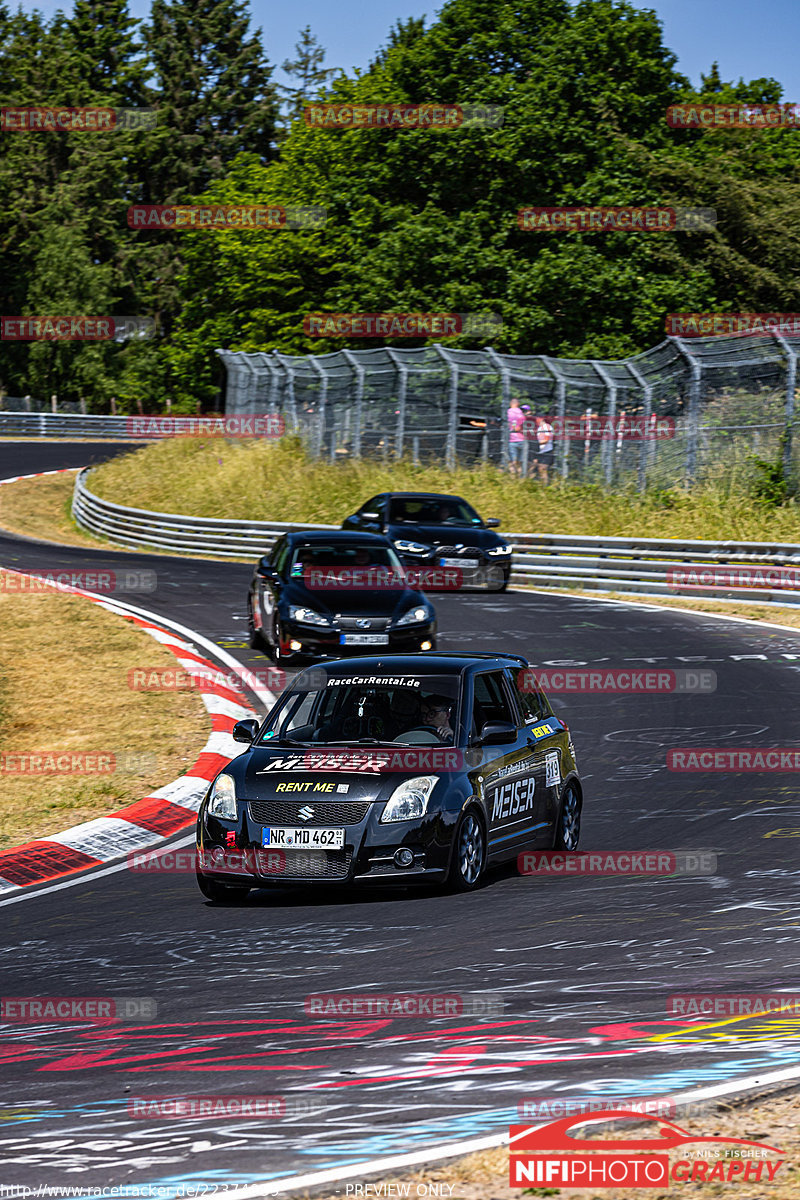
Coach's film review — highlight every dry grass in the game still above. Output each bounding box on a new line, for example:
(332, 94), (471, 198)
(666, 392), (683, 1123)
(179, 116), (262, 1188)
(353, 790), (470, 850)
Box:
(87, 437), (800, 542)
(299, 1087), (800, 1200)
(0, 470), (106, 549)
(0, 581), (209, 849)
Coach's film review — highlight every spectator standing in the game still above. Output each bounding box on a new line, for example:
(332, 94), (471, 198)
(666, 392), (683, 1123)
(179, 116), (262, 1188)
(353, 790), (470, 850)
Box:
(534, 413), (555, 483)
(507, 397), (525, 475)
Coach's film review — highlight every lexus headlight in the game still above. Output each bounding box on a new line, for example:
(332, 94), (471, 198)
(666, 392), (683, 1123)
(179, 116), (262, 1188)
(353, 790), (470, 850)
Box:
(487, 543), (512, 556)
(288, 605), (331, 627)
(395, 539), (431, 554)
(396, 605), (431, 626)
(208, 772), (237, 820)
(381, 775), (438, 822)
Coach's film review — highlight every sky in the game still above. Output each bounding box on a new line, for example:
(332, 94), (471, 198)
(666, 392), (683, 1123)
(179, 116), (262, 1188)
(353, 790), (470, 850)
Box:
(18, 0), (800, 100)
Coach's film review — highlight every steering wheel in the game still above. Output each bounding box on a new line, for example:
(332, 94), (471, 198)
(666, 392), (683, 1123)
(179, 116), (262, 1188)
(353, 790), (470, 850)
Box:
(394, 724), (447, 744)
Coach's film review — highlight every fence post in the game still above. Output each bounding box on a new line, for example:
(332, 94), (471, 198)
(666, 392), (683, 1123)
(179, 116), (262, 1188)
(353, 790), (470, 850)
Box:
(307, 356), (328, 458)
(626, 361), (652, 492)
(592, 363), (617, 487)
(668, 337), (701, 486)
(773, 333), (797, 487)
(434, 344), (458, 470)
(540, 357), (567, 478)
(341, 349), (365, 459)
(387, 349), (407, 459)
(485, 347), (511, 470)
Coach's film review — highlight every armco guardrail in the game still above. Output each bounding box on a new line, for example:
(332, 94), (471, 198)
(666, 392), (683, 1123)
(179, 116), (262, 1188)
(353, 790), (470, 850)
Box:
(72, 469), (800, 605)
(0, 411), (149, 438)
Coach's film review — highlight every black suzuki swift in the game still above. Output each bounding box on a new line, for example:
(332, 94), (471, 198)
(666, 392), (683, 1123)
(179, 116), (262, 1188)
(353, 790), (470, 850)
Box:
(196, 653), (583, 901)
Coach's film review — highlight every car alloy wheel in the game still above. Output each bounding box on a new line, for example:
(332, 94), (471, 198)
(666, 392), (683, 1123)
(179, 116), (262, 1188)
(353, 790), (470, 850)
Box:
(554, 783), (581, 850)
(449, 809), (486, 891)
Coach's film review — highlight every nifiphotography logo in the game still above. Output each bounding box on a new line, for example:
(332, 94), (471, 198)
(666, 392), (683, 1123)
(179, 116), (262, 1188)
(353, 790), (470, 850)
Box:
(509, 1110), (785, 1188)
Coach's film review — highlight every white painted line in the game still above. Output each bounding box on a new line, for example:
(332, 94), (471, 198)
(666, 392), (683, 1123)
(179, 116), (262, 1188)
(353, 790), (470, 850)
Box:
(48, 816), (162, 856)
(215, 1063), (800, 1198)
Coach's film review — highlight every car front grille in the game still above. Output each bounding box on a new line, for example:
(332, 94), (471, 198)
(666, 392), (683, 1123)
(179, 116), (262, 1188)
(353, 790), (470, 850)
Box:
(435, 546), (483, 560)
(254, 847), (352, 880)
(249, 800), (372, 826)
(336, 615), (391, 631)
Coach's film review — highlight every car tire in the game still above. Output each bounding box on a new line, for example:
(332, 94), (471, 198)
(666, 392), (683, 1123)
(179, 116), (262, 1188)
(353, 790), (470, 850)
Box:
(196, 870), (251, 904)
(271, 615), (286, 662)
(488, 568), (510, 593)
(247, 596), (266, 651)
(447, 808), (486, 892)
(553, 782), (581, 850)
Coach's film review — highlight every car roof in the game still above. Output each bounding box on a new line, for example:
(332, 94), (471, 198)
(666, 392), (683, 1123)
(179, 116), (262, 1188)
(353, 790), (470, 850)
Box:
(285, 530), (393, 546)
(384, 492), (469, 503)
(317, 652), (529, 676)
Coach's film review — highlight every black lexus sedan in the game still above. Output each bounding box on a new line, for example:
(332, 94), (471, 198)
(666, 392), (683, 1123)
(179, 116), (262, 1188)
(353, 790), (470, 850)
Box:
(195, 653), (582, 901)
(246, 531), (437, 662)
(341, 492), (513, 591)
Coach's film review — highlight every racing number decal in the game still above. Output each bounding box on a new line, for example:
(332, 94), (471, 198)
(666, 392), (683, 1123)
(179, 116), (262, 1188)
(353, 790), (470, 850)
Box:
(545, 752), (560, 787)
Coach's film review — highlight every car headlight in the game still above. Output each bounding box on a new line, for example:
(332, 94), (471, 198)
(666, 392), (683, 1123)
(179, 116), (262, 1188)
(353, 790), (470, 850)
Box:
(208, 773), (237, 820)
(487, 544), (512, 556)
(395, 539), (432, 554)
(380, 775), (438, 822)
(396, 605), (431, 627)
(288, 605), (331, 627)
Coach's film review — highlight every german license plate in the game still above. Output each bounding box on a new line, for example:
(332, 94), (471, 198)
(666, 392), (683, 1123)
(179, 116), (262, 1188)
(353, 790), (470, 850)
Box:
(440, 557), (478, 567)
(340, 633), (389, 645)
(262, 826), (344, 849)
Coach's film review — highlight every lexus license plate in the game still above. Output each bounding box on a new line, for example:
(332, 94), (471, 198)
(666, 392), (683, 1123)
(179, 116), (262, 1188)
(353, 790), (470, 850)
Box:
(340, 633), (390, 645)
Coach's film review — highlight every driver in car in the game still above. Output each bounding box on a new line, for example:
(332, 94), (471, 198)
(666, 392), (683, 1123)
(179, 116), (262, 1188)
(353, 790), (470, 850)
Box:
(421, 694), (455, 741)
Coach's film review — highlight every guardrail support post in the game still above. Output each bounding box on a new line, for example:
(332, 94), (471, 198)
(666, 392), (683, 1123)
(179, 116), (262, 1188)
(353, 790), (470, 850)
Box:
(386, 349), (407, 459)
(626, 361), (652, 492)
(434, 344), (458, 470)
(341, 349), (365, 459)
(669, 336), (701, 486)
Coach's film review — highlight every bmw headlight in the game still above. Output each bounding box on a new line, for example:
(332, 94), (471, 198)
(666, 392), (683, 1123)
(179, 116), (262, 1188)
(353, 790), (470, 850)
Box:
(396, 604), (432, 627)
(380, 775), (438, 822)
(487, 543), (512, 557)
(288, 605), (331, 627)
(395, 539), (431, 555)
(208, 773), (237, 820)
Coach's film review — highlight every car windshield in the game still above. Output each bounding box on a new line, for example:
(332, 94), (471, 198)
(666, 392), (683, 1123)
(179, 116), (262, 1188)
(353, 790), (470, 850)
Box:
(260, 673), (462, 746)
(289, 542), (404, 587)
(389, 497), (482, 527)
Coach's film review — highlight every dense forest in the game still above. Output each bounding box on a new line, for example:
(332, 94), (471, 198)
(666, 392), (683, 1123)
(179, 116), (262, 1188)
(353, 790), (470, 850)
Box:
(1, 0), (798, 411)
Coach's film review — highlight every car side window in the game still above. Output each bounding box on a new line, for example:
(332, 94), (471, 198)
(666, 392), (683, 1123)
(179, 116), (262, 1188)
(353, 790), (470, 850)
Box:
(272, 540), (289, 578)
(361, 495), (384, 518)
(471, 671), (516, 736)
(510, 668), (549, 723)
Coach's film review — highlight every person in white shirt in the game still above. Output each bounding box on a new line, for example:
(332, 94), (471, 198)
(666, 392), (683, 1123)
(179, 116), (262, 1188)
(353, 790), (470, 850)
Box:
(534, 414), (554, 483)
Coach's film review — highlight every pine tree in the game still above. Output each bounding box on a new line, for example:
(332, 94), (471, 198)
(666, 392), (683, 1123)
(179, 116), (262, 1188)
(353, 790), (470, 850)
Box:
(279, 26), (337, 129)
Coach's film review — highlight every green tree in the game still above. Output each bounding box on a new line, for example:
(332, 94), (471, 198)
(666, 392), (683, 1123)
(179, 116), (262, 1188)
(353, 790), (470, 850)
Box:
(279, 26), (338, 130)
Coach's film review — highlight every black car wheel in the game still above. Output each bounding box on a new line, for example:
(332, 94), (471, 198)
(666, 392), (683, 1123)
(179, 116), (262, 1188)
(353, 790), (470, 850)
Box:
(553, 782), (581, 850)
(447, 808), (486, 891)
(196, 871), (251, 904)
(271, 615), (288, 662)
(247, 596), (265, 651)
(488, 567), (510, 593)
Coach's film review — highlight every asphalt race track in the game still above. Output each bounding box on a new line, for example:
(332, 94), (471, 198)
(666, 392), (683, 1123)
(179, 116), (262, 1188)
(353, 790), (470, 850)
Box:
(1, 441), (799, 1193)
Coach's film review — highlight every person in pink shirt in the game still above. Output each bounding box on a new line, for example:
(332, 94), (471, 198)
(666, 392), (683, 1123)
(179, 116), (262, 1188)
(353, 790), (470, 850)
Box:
(507, 398), (525, 475)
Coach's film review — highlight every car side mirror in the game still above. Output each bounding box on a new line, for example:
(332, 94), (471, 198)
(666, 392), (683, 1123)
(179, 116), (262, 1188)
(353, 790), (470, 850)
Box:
(476, 720), (517, 745)
(485, 517), (501, 528)
(362, 511), (380, 521)
(232, 718), (260, 744)
(257, 555), (277, 578)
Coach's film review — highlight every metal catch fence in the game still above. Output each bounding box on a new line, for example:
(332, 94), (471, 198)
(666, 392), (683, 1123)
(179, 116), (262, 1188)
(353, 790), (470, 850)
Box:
(217, 333), (800, 490)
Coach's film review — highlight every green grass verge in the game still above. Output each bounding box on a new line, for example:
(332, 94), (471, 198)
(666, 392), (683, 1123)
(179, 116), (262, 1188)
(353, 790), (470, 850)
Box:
(87, 436), (800, 542)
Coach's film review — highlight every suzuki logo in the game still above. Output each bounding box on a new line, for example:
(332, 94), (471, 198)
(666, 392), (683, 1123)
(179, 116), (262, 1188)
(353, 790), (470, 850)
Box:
(298, 805), (314, 820)
(355, 618), (371, 629)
